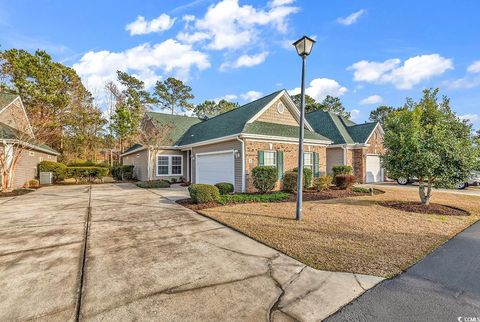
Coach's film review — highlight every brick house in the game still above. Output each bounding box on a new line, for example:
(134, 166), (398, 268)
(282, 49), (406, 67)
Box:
(122, 90), (332, 192)
(0, 93), (59, 189)
(306, 110), (384, 183)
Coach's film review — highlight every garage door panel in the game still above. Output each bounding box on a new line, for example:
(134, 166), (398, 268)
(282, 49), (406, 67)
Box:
(196, 152), (234, 185)
(366, 155), (382, 183)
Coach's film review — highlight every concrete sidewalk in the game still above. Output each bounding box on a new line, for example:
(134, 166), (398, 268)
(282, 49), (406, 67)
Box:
(327, 221), (480, 322)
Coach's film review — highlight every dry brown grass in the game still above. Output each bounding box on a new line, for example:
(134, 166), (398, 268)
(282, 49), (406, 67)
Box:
(199, 186), (480, 277)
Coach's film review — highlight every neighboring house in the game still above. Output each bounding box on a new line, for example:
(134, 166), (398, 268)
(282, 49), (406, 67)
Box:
(122, 90), (332, 192)
(0, 93), (59, 189)
(306, 110), (384, 183)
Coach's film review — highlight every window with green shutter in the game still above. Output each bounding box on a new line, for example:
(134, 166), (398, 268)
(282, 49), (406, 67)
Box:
(258, 150), (264, 166)
(313, 152), (320, 177)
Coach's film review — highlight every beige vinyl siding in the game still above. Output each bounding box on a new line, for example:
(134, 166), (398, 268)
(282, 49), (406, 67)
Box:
(191, 140), (243, 192)
(256, 97), (298, 126)
(8, 147), (57, 189)
(326, 147), (345, 174)
(122, 149), (150, 181)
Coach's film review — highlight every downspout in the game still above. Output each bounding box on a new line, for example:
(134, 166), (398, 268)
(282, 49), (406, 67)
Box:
(236, 136), (246, 192)
(342, 144), (347, 164)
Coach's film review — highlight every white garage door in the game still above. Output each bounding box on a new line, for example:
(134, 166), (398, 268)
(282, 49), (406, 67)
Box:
(196, 151), (235, 185)
(365, 155), (382, 183)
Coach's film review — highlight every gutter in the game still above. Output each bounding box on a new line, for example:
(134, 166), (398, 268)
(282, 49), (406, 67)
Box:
(1, 139), (60, 156)
(236, 136), (246, 192)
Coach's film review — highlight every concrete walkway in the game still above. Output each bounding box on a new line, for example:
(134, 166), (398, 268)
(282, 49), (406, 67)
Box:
(327, 221), (480, 322)
(0, 184), (383, 321)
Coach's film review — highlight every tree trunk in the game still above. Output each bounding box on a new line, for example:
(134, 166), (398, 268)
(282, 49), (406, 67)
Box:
(418, 178), (433, 206)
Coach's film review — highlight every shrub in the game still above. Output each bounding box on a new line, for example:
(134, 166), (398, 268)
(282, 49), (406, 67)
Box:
(219, 192), (290, 204)
(188, 184), (220, 204)
(283, 171), (298, 192)
(112, 165), (135, 181)
(335, 174), (356, 189)
(136, 180), (171, 189)
(313, 175), (332, 192)
(66, 167), (109, 183)
(26, 179), (40, 188)
(171, 178), (177, 183)
(332, 165), (353, 177)
(38, 161), (67, 183)
(215, 182), (234, 195)
(251, 166), (277, 193)
(292, 167), (313, 187)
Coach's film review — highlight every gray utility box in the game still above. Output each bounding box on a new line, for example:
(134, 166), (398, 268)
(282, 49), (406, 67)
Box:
(39, 172), (53, 185)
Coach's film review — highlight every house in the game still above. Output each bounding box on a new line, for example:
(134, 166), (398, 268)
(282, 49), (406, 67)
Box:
(122, 90), (333, 192)
(0, 93), (59, 189)
(306, 110), (384, 183)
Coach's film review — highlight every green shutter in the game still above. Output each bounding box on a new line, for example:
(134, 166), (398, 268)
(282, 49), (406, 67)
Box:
(313, 152), (320, 177)
(258, 150), (264, 166)
(277, 151), (284, 180)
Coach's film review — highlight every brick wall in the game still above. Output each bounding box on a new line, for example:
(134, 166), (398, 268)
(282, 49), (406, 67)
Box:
(366, 127), (385, 154)
(244, 140), (327, 192)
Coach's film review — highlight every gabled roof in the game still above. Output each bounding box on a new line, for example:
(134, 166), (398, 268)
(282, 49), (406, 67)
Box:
(0, 93), (18, 111)
(177, 90), (284, 146)
(306, 109), (380, 144)
(122, 143), (145, 155)
(0, 123), (60, 155)
(146, 112), (203, 146)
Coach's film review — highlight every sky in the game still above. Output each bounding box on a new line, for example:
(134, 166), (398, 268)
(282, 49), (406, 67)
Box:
(0, 0), (479, 129)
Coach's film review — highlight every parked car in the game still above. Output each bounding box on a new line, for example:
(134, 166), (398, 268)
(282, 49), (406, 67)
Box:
(395, 171), (480, 189)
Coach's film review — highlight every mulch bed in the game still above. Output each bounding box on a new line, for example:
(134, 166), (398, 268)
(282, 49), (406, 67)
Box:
(379, 201), (470, 216)
(0, 189), (34, 198)
(288, 187), (383, 202)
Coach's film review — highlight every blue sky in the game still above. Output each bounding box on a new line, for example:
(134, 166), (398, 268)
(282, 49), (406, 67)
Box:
(1, 0), (479, 129)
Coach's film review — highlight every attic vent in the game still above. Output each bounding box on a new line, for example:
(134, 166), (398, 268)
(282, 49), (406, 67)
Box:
(277, 102), (285, 114)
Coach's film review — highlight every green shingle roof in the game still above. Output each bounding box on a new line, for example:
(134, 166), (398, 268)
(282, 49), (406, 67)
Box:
(0, 123), (59, 155)
(306, 109), (378, 144)
(146, 112), (203, 146)
(122, 143), (145, 154)
(244, 121), (330, 141)
(0, 93), (18, 110)
(177, 90), (283, 146)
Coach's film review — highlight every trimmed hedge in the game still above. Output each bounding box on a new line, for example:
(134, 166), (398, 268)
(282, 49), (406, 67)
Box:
(136, 180), (171, 189)
(313, 175), (332, 192)
(292, 167), (313, 188)
(251, 166), (277, 193)
(335, 174), (356, 189)
(67, 167), (109, 183)
(38, 161), (67, 183)
(67, 160), (109, 167)
(215, 182), (234, 195)
(112, 165), (134, 181)
(188, 184), (220, 204)
(219, 192), (290, 204)
(282, 171), (298, 192)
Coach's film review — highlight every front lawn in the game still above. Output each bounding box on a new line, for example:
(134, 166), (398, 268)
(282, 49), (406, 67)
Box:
(198, 186), (480, 277)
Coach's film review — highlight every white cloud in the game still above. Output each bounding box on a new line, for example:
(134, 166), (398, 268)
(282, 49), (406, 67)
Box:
(73, 39), (210, 95)
(177, 31), (210, 43)
(467, 60), (480, 74)
(182, 0), (299, 50)
(459, 114), (479, 123)
(241, 90), (263, 102)
(348, 54), (453, 89)
(337, 9), (366, 26)
(360, 95), (383, 105)
(220, 52), (269, 70)
(269, 0), (295, 6)
(213, 94), (238, 102)
(350, 109), (360, 120)
(126, 14), (176, 35)
(289, 78), (348, 101)
(445, 76), (480, 89)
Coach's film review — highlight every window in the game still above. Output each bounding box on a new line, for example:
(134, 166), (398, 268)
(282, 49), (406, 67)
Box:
(47, 155), (51, 159)
(264, 151), (276, 166)
(304, 152), (313, 171)
(157, 156), (169, 175)
(171, 156), (182, 174)
(277, 102), (285, 114)
(156, 155), (183, 176)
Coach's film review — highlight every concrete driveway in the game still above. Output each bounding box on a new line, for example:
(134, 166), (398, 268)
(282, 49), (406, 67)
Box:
(0, 184), (383, 321)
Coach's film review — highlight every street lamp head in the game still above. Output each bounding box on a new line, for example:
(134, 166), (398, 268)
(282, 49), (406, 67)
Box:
(293, 35), (316, 57)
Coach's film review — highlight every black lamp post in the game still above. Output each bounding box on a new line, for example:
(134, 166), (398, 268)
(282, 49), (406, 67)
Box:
(292, 35), (315, 221)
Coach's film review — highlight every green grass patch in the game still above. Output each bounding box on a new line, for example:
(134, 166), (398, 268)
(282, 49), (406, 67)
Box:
(136, 180), (171, 189)
(219, 192), (290, 205)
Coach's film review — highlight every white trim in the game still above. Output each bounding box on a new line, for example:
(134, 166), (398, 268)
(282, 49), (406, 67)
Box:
(155, 154), (183, 177)
(263, 150), (277, 166)
(328, 143), (368, 148)
(195, 149), (235, 186)
(364, 122), (385, 144)
(246, 90), (315, 132)
(179, 134), (241, 149)
(244, 138), (329, 147)
(241, 133), (331, 145)
(120, 146), (148, 157)
(147, 148), (151, 180)
(1, 139), (59, 156)
(303, 151), (313, 171)
(236, 136), (246, 192)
